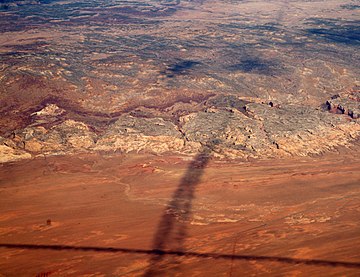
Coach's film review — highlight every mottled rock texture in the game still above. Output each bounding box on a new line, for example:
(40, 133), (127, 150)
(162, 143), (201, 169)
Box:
(2, 94), (359, 162)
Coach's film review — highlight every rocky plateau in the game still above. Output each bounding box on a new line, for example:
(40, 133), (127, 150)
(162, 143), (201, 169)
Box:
(1, 91), (359, 163)
(1, 0), (360, 275)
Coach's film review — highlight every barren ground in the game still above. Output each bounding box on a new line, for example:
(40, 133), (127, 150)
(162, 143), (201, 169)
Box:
(1, 0), (360, 275)
(1, 145), (360, 276)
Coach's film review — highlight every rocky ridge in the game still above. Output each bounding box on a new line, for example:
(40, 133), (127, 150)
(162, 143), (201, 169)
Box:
(1, 93), (359, 163)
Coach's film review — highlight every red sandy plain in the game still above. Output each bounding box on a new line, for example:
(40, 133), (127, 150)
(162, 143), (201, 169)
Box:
(1, 147), (360, 276)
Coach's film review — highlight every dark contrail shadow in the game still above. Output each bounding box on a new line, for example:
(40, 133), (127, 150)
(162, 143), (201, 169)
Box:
(1, 243), (360, 269)
(2, 123), (359, 273)
(143, 143), (214, 276)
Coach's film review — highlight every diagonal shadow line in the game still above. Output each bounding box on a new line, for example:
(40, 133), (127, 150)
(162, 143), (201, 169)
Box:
(143, 143), (214, 276)
(1, 243), (360, 269)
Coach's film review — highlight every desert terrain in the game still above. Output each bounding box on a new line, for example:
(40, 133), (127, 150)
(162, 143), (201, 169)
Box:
(1, 148), (360, 276)
(0, 0), (360, 275)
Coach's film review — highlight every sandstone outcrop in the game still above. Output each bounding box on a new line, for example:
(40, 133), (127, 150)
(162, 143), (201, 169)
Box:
(95, 115), (187, 154)
(16, 120), (95, 154)
(2, 93), (359, 162)
(0, 136), (31, 163)
(326, 90), (360, 119)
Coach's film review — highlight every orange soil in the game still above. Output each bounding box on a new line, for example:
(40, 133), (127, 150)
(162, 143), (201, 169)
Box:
(0, 151), (360, 276)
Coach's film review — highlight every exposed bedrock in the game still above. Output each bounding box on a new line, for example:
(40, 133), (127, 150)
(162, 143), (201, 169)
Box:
(1, 94), (359, 163)
(326, 90), (360, 119)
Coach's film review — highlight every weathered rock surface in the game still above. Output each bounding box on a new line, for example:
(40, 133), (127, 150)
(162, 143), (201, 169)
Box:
(16, 120), (95, 154)
(0, 136), (31, 163)
(95, 115), (187, 154)
(1, 0), (360, 163)
(31, 104), (65, 118)
(327, 90), (360, 119)
(2, 94), (359, 162)
(245, 102), (360, 156)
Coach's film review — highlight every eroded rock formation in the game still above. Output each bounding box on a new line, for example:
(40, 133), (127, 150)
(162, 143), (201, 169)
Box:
(1, 94), (359, 163)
